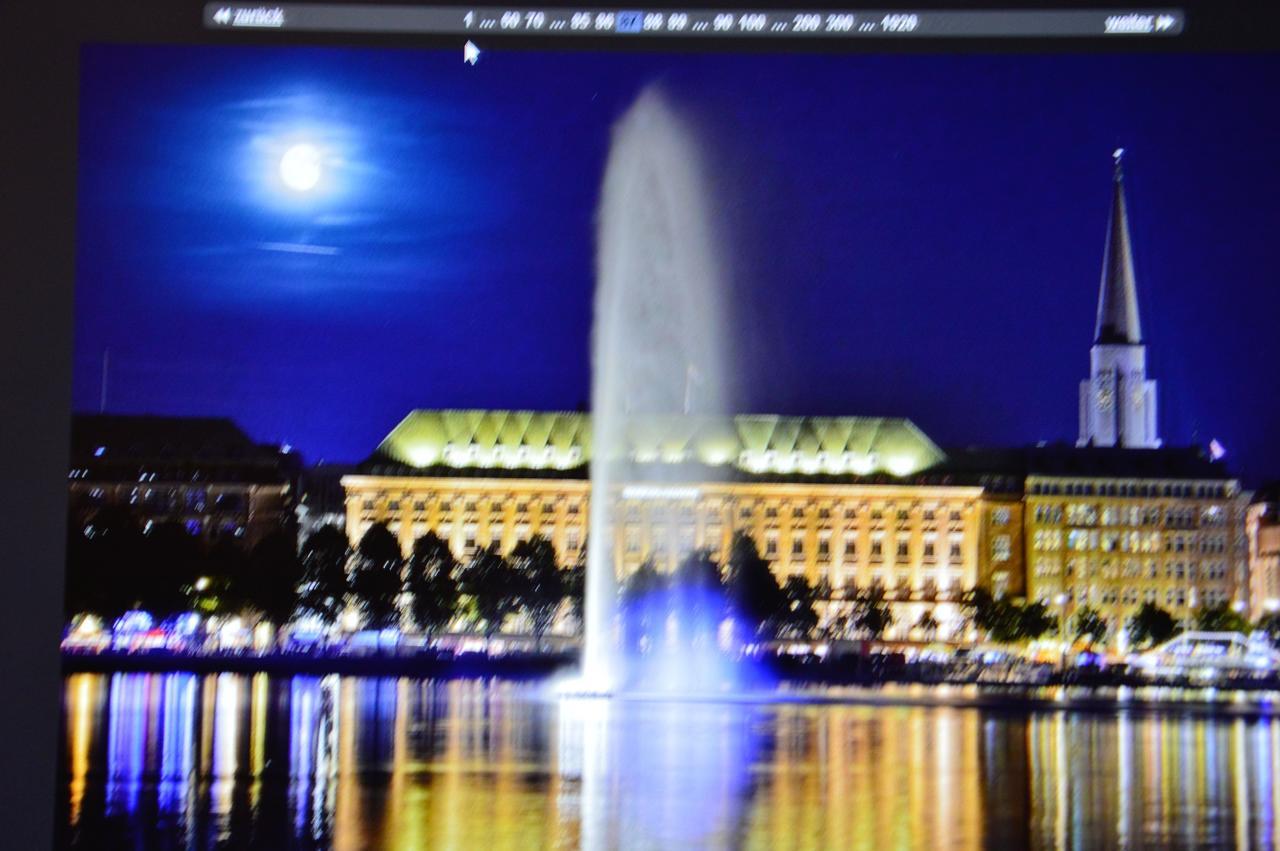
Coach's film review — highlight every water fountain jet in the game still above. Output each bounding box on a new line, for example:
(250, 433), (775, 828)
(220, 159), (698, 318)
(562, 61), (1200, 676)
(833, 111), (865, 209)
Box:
(575, 86), (741, 697)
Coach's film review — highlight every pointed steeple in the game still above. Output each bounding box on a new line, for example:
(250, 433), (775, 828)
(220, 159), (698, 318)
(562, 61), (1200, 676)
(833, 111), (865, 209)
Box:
(1093, 148), (1143, 345)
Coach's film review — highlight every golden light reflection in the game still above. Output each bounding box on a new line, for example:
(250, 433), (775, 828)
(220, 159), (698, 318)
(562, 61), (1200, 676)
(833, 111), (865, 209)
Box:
(210, 672), (241, 835)
(66, 674), (95, 827)
(59, 675), (1280, 850)
(249, 672), (268, 812)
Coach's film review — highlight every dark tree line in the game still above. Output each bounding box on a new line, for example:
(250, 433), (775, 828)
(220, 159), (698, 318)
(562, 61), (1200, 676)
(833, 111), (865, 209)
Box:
(68, 510), (1271, 650)
(66, 506), (301, 624)
(67, 514), (586, 638)
(618, 532), (849, 649)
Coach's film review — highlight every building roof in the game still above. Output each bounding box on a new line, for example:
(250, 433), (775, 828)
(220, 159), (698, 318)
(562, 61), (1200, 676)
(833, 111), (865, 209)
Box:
(361, 409), (947, 479)
(943, 443), (1234, 483)
(70, 413), (295, 484)
(1094, 151), (1144, 345)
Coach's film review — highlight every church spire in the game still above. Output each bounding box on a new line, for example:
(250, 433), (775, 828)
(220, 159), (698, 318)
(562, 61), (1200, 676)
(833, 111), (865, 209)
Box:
(1078, 148), (1160, 450)
(1093, 148), (1143, 345)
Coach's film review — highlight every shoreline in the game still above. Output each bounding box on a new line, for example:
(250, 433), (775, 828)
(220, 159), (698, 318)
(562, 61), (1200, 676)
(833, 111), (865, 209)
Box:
(61, 651), (1280, 715)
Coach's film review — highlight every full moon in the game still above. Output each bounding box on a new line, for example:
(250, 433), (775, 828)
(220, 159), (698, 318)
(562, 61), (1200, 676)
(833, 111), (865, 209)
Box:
(279, 143), (321, 192)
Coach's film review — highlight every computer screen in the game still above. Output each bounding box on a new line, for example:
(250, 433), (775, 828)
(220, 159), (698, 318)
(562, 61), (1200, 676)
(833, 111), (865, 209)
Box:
(10, 1), (1280, 848)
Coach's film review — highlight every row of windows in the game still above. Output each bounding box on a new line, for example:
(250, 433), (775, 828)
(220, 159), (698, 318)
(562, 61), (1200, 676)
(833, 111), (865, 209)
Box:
(79, 484), (248, 514)
(1028, 481), (1231, 499)
(758, 533), (969, 562)
(375, 497), (584, 515)
(1032, 557), (1233, 582)
(357, 492), (977, 525)
(1043, 529), (1231, 555)
(1034, 503), (1228, 529)
(1034, 587), (1232, 609)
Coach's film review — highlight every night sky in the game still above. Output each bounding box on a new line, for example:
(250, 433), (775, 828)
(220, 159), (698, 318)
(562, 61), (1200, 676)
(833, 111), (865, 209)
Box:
(75, 45), (1280, 480)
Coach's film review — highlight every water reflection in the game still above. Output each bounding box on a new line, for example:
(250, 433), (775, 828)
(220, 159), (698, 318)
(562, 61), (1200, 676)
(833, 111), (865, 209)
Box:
(59, 673), (1280, 849)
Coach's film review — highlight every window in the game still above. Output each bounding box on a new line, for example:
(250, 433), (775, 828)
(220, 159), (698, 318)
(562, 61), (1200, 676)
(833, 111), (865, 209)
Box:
(950, 537), (963, 560)
(1067, 530), (1094, 551)
(992, 535), (1011, 562)
(992, 507), (1011, 526)
(791, 537), (804, 557)
(896, 537), (909, 559)
(871, 537), (884, 560)
(817, 537), (830, 559)
(765, 535), (778, 558)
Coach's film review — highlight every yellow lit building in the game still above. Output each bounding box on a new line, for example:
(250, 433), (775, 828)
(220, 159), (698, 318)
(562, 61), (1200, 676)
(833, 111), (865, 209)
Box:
(1021, 448), (1248, 633)
(343, 411), (1248, 642)
(1247, 488), (1280, 620)
(342, 410), (1023, 641)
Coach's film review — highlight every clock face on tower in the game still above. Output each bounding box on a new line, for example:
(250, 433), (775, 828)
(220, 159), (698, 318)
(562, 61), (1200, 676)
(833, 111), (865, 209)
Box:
(1094, 374), (1115, 411)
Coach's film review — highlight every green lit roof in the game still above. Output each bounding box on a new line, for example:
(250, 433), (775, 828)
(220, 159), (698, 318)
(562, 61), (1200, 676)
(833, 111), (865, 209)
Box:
(373, 410), (945, 478)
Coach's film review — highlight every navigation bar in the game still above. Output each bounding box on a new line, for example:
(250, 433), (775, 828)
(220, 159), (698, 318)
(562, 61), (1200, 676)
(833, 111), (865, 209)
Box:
(203, 5), (1186, 39)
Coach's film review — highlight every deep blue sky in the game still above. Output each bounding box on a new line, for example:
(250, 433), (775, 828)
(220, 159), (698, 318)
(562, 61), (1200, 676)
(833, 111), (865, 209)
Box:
(75, 45), (1280, 479)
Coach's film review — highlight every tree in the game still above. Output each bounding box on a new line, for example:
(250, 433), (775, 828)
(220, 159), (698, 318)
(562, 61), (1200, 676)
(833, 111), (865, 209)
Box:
(235, 529), (302, 624)
(1194, 602), (1250, 634)
(671, 549), (726, 644)
(1257, 612), (1280, 646)
(914, 609), (940, 640)
(620, 559), (667, 651)
(849, 586), (894, 640)
(1073, 606), (1109, 645)
(962, 587), (1001, 637)
(349, 523), (404, 630)
(777, 576), (819, 640)
(1128, 602), (1179, 649)
(564, 547), (586, 627)
(511, 535), (565, 641)
(405, 532), (459, 637)
(65, 505), (144, 618)
(961, 588), (1053, 644)
(135, 520), (206, 618)
(457, 545), (521, 638)
(723, 532), (786, 640)
(1017, 601), (1056, 642)
(295, 526), (350, 623)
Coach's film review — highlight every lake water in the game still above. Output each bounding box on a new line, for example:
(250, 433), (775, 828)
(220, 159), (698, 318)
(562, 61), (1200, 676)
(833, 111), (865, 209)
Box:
(57, 671), (1280, 849)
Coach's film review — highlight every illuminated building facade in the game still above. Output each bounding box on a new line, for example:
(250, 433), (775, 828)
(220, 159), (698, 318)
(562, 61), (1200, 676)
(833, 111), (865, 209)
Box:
(68, 414), (297, 548)
(1022, 448), (1247, 630)
(345, 411), (1250, 643)
(1247, 487), (1280, 619)
(342, 410), (1025, 640)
